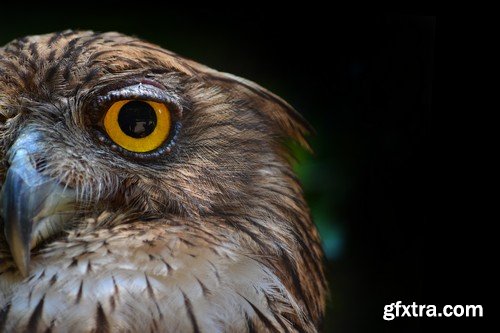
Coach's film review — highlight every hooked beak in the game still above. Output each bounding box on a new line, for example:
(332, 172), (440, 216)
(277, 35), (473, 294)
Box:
(0, 130), (76, 277)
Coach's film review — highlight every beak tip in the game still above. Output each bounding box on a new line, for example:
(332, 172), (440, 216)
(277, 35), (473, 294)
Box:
(14, 256), (29, 278)
(7, 231), (31, 278)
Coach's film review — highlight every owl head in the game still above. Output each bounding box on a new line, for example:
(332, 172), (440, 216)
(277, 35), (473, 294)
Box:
(0, 31), (325, 331)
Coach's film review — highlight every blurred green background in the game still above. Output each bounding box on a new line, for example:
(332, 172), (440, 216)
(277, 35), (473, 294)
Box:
(1, 9), (435, 332)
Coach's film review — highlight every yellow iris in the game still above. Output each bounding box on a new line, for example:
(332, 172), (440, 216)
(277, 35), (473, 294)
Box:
(103, 100), (171, 153)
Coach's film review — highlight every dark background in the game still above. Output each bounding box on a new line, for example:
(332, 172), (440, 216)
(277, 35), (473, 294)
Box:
(0, 10), (489, 333)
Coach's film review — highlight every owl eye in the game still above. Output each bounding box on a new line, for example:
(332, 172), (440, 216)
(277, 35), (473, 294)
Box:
(103, 100), (171, 153)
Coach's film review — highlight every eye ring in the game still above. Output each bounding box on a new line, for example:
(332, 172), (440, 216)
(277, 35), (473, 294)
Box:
(103, 100), (171, 153)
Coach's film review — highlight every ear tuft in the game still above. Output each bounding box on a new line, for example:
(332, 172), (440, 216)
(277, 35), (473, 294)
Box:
(181, 57), (313, 151)
(208, 72), (314, 152)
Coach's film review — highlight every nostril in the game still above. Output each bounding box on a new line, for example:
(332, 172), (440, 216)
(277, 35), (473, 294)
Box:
(32, 156), (48, 172)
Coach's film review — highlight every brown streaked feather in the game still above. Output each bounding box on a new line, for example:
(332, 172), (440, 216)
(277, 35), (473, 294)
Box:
(25, 296), (45, 333)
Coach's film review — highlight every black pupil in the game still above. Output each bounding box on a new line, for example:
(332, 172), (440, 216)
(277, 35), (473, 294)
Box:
(118, 101), (157, 138)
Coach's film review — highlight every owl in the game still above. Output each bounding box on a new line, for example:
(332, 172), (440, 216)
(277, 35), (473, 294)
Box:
(0, 31), (326, 332)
